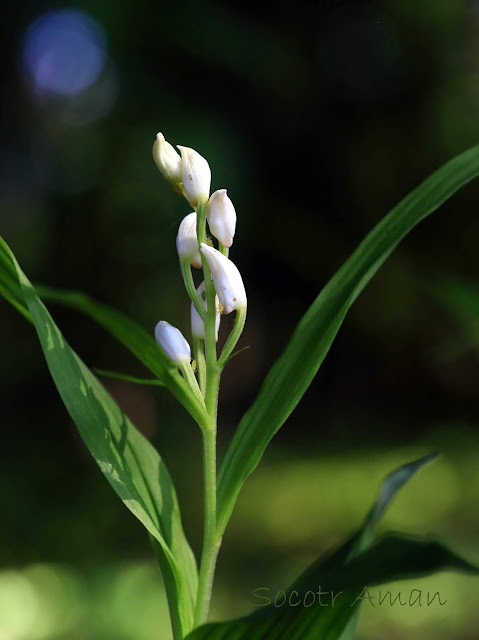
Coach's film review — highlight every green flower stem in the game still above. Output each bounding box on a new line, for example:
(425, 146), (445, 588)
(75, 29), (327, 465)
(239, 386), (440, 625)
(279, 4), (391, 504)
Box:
(179, 359), (205, 409)
(196, 201), (217, 387)
(193, 337), (207, 396)
(180, 259), (206, 319)
(218, 307), (247, 369)
(194, 422), (221, 627)
(194, 199), (222, 627)
(218, 242), (229, 257)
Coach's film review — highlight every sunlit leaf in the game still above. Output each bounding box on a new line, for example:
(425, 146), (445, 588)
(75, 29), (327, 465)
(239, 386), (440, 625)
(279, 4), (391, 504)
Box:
(33, 285), (209, 428)
(0, 238), (198, 639)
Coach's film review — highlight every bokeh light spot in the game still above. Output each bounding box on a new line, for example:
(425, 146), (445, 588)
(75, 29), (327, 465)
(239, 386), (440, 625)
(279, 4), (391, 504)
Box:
(22, 9), (106, 96)
(0, 571), (39, 635)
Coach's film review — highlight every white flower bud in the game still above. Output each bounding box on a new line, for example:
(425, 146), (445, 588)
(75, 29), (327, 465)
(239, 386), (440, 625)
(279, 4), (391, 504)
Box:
(177, 145), (211, 207)
(191, 281), (221, 341)
(155, 321), (191, 363)
(153, 132), (182, 184)
(176, 212), (202, 269)
(207, 189), (236, 248)
(200, 244), (247, 314)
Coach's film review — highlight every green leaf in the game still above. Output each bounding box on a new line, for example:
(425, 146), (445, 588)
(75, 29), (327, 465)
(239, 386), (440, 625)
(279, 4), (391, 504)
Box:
(33, 285), (209, 428)
(217, 143), (479, 539)
(0, 239), (197, 639)
(287, 453), (438, 640)
(290, 453), (439, 589)
(187, 536), (473, 640)
(222, 345), (250, 366)
(356, 451), (439, 551)
(323, 534), (477, 589)
(93, 368), (166, 386)
(1, 270), (208, 428)
(186, 455), (477, 640)
(0, 253), (32, 322)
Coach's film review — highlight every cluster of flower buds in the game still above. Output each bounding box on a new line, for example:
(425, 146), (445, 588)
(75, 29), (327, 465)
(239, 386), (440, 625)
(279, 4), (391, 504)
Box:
(152, 132), (247, 373)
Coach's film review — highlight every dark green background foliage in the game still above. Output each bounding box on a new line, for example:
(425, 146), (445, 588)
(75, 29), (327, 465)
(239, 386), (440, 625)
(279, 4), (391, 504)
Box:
(1, 0), (478, 638)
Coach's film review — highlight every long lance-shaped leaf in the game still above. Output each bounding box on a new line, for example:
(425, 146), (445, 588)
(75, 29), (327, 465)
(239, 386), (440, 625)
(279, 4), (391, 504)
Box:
(0, 238), (198, 639)
(29, 285), (209, 429)
(217, 143), (479, 538)
(186, 455), (477, 639)
(0, 263), (208, 429)
(286, 453), (438, 640)
(187, 537), (476, 640)
(93, 368), (167, 386)
(0, 250), (32, 322)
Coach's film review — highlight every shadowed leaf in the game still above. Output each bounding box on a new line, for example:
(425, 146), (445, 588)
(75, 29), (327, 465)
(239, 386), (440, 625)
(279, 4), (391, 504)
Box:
(186, 455), (476, 639)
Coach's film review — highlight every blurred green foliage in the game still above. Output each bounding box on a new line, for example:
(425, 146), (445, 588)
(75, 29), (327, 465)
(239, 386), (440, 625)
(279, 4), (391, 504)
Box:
(1, 0), (479, 637)
(1, 439), (479, 639)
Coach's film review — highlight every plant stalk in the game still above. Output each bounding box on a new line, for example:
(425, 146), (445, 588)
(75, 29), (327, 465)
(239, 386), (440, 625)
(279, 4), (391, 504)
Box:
(180, 259), (206, 318)
(194, 421), (222, 627)
(194, 199), (222, 627)
(179, 359), (206, 408)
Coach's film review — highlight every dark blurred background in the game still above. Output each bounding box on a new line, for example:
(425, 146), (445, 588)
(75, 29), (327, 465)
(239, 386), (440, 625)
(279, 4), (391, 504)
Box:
(1, 0), (479, 638)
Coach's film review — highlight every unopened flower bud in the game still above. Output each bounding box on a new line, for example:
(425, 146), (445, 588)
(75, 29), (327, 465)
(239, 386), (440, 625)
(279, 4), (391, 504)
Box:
(155, 321), (191, 363)
(177, 145), (211, 207)
(176, 212), (202, 268)
(207, 189), (236, 248)
(191, 281), (221, 341)
(200, 244), (246, 314)
(153, 132), (182, 185)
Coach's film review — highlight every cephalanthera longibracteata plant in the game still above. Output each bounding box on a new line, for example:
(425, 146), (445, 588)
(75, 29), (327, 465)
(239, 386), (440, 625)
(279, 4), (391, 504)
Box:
(1, 132), (479, 639)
